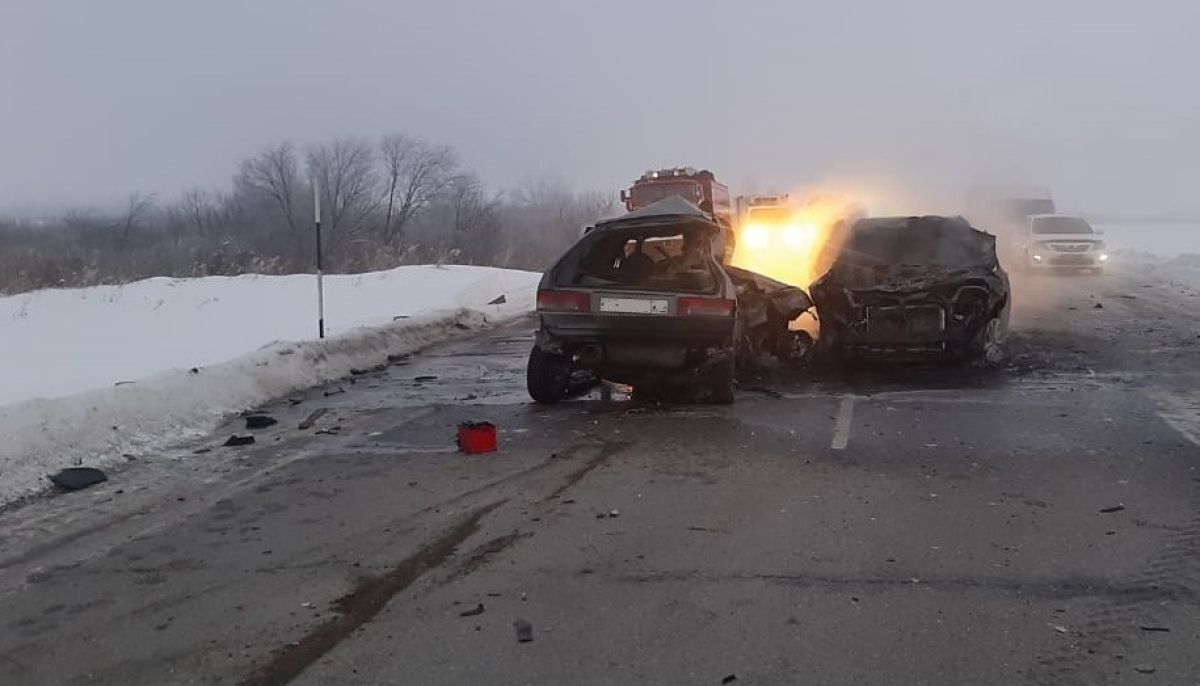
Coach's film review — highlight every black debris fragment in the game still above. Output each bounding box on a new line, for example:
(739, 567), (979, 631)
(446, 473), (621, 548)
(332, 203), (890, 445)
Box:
(722, 675), (738, 684)
(244, 415), (278, 430)
(514, 619), (533, 643)
(1139, 625), (1170, 633)
(349, 368), (368, 376)
(189, 367), (200, 375)
(323, 387), (345, 397)
(298, 408), (328, 430)
(487, 294), (507, 305)
(1094, 302), (1104, 309)
(224, 435), (256, 447)
(1133, 665), (1156, 674)
(459, 603), (485, 617)
(1098, 504), (1126, 514)
(194, 447), (212, 454)
(414, 375), (438, 383)
(49, 467), (108, 492)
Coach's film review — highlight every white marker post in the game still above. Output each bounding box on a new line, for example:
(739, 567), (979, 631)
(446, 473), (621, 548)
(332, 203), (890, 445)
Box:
(314, 182), (325, 339)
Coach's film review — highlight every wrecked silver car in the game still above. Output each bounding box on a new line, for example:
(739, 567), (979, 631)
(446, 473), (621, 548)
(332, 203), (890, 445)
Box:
(527, 197), (814, 404)
(528, 197), (739, 403)
(809, 215), (1010, 365)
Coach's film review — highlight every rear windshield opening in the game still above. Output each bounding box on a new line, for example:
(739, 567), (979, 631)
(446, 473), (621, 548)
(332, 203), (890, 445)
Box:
(563, 228), (719, 293)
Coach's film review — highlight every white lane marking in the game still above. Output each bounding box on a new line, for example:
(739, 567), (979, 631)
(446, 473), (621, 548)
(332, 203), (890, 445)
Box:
(831, 395), (857, 450)
(1151, 390), (1200, 447)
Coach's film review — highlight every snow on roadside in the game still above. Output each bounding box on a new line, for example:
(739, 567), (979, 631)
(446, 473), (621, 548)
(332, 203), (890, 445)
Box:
(0, 265), (541, 506)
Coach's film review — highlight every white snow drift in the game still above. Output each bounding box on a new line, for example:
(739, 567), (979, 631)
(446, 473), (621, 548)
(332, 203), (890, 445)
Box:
(0, 265), (541, 506)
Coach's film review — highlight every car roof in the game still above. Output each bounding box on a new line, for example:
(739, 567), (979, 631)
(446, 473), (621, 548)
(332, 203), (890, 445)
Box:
(594, 196), (721, 233)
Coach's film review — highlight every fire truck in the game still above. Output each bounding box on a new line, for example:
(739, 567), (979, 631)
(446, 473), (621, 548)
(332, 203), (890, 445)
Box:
(621, 167), (733, 223)
(620, 167), (735, 259)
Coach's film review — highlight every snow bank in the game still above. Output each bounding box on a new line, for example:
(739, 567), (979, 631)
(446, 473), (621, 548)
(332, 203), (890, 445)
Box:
(0, 265), (541, 506)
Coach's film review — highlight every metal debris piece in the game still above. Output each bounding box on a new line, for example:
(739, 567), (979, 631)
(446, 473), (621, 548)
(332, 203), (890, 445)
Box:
(514, 619), (533, 643)
(1098, 504), (1126, 514)
(223, 435), (255, 447)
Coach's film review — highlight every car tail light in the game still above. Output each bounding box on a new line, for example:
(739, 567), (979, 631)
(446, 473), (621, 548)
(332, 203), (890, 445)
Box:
(536, 289), (590, 313)
(678, 297), (735, 317)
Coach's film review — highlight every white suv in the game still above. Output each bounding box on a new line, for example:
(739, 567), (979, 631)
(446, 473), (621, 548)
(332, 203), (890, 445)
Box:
(1020, 214), (1108, 273)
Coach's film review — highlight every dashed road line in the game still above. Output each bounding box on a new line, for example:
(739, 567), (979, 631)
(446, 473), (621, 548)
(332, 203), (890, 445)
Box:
(1151, 390), (1200, 447)
(831, 395), (857, 450)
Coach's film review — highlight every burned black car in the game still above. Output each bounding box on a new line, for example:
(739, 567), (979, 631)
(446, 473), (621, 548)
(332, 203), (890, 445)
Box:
(528, 197), (739, 403)
(809, 215), (1010, 365)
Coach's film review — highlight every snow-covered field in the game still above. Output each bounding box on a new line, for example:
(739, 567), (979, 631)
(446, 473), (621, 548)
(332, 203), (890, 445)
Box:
(0, 265), (541, 506)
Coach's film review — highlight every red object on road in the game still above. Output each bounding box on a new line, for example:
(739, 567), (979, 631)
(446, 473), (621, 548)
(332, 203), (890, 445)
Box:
(458, 422), (497, 454)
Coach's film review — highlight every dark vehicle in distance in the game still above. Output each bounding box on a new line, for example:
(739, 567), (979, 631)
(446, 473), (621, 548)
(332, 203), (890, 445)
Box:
(810, 215), (1010, 365)
(528, 197), (739, 403)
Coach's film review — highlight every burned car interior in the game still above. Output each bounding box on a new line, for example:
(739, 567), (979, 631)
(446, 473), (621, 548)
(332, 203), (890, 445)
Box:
(564, 227), (721, 294)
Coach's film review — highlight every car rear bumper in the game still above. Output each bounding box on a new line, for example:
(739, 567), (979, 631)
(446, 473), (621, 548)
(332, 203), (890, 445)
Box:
(539, 312), (734, 348)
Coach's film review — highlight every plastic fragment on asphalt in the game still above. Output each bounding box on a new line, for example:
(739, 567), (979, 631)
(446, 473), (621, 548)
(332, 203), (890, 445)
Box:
(244, 414), (277, 430)
(459, 603), (485, 617)
(48, 467), (108, 491)
(1050, 624), (1068, 633)
(514, 619), (533, 643)
(722, 675), (738, 684)
(1098, 504), (1126, 514)
(1134, 665), (1156, 674)
(223, 435), (255, 447)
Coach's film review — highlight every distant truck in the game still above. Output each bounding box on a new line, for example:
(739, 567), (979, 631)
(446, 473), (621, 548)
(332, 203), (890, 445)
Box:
(621, 167), (735, 259)
(965, 185), (1056, 266)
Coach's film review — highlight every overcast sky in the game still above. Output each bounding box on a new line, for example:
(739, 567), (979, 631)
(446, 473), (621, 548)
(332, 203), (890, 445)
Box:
(2, 0), (1197, 215)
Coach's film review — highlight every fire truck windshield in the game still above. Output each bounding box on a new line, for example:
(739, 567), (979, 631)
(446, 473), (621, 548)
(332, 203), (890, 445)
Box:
(632, 182), (702, 206)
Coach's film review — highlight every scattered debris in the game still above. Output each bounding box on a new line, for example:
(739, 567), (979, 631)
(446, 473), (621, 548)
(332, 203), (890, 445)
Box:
(223, 435), (256, 447)
(722, 675), (738, 684)
(1049, 623), (1068, 633)
(349, 368), (369, 376)
(323, 387), (345, 397)
(193, 447), (211, 454)
(298, 408), (328, 430)
(1133, 665), (1156, 674)
(487, 294), (507, 305)
(1098, 504), (1126, 514)
(458, 422), (498, 454)
(49, 467), (108, 492)
(514, 619), (533, 643)
(414, 375), (438, 383)
(459, 603), (485, 617)
(244, 414), (278, 430)
(300, 602), (314, 609)
(1094, 302), (1104, 309)
(189, 367), (201, 374)
(1139, 625), (1170, 633)
(609, 509), (620, 518)
(315, 427), (341, 436)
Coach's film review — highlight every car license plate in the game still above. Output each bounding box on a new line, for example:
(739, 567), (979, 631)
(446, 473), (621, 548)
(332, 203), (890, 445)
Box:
(599, 297), (669, 315)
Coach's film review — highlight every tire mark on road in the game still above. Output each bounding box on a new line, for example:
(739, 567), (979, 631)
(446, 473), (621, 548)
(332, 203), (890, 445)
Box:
(237, 499), (506, 686)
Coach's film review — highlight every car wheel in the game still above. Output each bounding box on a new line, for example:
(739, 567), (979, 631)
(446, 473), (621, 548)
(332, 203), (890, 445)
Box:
(969, 317), (1005, 367)
(527, 345), (572, 404)
(709, 350), (736, 405)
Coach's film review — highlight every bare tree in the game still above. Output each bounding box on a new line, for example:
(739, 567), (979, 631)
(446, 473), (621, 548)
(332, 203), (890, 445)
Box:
(236, 142), (302, 237)
(306, 138), (378, 248)
(115, 192), (156, 246)
(379, 134), (457, 245)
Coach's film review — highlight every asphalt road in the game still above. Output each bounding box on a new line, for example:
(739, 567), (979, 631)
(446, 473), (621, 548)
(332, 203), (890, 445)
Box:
(2, 266), (1199, 685)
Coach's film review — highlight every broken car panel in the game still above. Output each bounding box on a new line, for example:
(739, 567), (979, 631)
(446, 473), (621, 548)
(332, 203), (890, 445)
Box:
(809, 215), (1010, 364)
